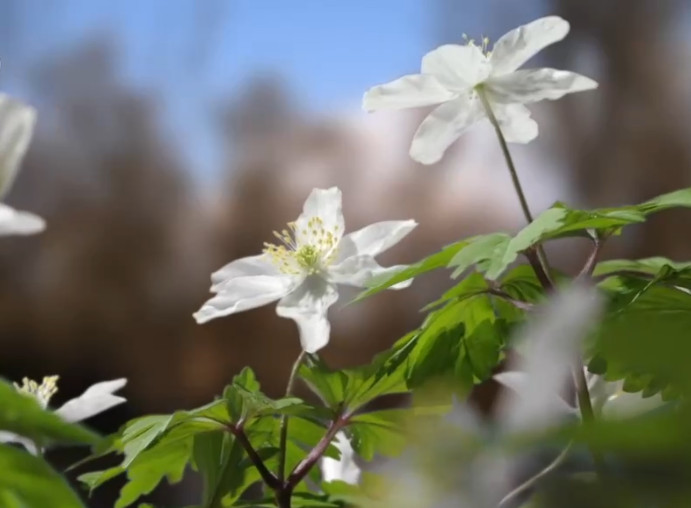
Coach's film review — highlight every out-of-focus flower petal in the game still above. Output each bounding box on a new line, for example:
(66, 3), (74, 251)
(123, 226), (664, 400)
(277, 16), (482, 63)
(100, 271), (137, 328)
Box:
(421, 44), (491, 90)
(321, 431), (361, 485)
(490, 16), (570, 76)
(487, 68), (598, 104)
(55, 379), (127, 423)
(410, 94), (484, 164)
(493, 103), (539, 144)
(0, 94), (36, 197)
(363, 74), (455, 112)
(0, 203), (45, 236)
(496, 284), (603, 434)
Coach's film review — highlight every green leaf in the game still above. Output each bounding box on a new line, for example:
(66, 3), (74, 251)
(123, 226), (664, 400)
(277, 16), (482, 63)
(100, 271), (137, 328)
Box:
(591, 275), (691, 400)
(0, 444), (86, 508)
(0, 379), (99, 448)
(299, 337), (414, 414)
(406, 274), (507, 390)
(355, 240), (468, 300)
(348, 409), (409, 461)
(193, 431), (261, 507)
(638, 187), (691, 213)
(115, 431), (192, 508)
(448, 233), (511, 279)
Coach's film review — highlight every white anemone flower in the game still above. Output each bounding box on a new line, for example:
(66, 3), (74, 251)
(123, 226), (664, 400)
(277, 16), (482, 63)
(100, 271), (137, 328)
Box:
(0, 93), (44, 235)
(363, 16), (598, 164)
(320, 431), (361, 485)
(0, 375), (127, 453)
(194, 187), (416, 353)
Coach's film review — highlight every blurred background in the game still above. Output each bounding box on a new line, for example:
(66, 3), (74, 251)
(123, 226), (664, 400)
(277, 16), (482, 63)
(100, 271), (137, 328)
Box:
(0, 0), (689, 504)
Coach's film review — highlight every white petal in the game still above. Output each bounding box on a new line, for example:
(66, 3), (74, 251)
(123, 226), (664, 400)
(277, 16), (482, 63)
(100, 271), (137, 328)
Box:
(493, 103), (538, 144)
(328, 255), (412, 289)
(55, 378), (127, 423)
(295, 187), (344, 243)
(337, 220), (417, 260)
(0, 431), (39, 454)
(409, 94), (484, 164)
(0, 203), (45, 236)
(496, 284), (603, 434)
(0, 94), (37, 197)
(195, 275), (297, 324)
(494, 371), (575, 417)
(321, 431), (361, 485)
(421, 44), (491, 90)
(362, 74), (455, 112)
(210, 254), (280, 292)
(601, 391), (665, 420)
(490, 16), (570, 76)
(276, 277), (339, 353)
(487, 68), (598, 104)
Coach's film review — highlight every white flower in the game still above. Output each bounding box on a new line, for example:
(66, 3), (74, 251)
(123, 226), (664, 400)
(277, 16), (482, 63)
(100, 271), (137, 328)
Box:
(0, 93), (44, 235)
(194, 187), (416, 353)
(0, 376), (127, 453)
(320, 431), (361, 485)
(363, 16), (598, 164)
(588, 373), (666, 420)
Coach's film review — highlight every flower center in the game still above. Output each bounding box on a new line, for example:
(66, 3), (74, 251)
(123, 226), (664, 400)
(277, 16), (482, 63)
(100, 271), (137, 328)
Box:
(15, 375), (59, 409)
(463, 34), (492, 57)
(263, 216), (339, 275)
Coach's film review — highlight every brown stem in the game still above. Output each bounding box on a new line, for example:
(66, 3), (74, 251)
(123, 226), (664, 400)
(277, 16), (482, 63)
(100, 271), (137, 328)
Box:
(487, 288), (535, 311)
(524, 248), (554, 290)
(287, 416), (349, 488)
(577, 236), (604, 279)
(227, 424), (281, 490)
(572, 365), (607, 475)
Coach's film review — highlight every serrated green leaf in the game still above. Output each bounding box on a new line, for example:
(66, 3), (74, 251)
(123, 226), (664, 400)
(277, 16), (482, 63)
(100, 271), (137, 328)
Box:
(116, 434), (192, 508)
(406, 274), (507, 390)
(348, 409), (409, 461)
(0, 444), (85, 508)
(299, 337), (413, 415)
(448, 233), (511, 279)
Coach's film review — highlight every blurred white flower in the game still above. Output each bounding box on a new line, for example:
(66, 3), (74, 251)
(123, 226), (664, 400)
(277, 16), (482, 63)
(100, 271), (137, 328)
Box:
(0, 376), (127, 453)
(494, 284), (603, 434)
(363, 16), (597, 164)
(588, 373), (666, 420)
(0, 93), (44, 235)
(320, 431), (361, 485)
(194, 187), (416, 353)
(373, 284), (603, 508)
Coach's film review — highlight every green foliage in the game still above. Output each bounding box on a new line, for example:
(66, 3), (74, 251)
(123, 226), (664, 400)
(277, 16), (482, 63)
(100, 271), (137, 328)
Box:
(403, 274), (515, 391)
(78, 367), (328, 507)
(0, 444), (86, 508)
(588, 265), (691, 401)
(0, 379), (99, 448)
(299, 339), (413, 415)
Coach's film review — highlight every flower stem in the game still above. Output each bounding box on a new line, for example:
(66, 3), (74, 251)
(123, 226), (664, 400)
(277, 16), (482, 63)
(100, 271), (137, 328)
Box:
(477, 89), (605, 477)
(498, 442), (573, 507)
(476, 89), (553, 287)
(278, 351), (306, 483)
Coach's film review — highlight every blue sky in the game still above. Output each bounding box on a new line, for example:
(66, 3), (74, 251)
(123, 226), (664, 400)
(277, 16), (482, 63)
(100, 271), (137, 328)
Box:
(1, 0), (551, 179)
